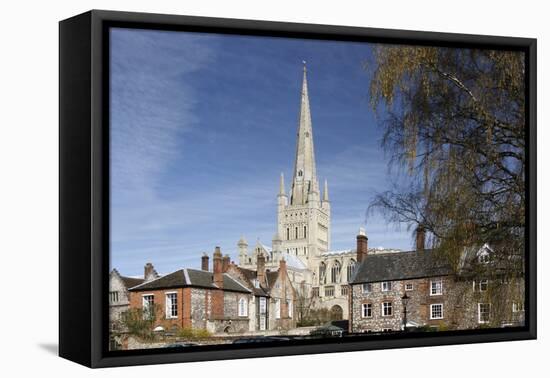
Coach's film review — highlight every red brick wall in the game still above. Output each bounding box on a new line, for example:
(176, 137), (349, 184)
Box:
(128, 288), (192, 329)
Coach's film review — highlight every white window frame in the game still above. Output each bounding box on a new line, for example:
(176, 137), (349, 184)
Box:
(512, 302), (524, 313)
(479, 279), (488, 292)
(238, 297), (248, 317)
(405, 283), (413, 291)
(430, 279), (443, 296)
(259, 297), (267, 315)
(362, 283), (372, 293)
(275, 298), (281, 319)
(381, 301), (393, 317)
(287, 299), (293, 318)
(165, 292), (178, 319)
(478, 252), (490, 264)
(430, 303), (443, 319)
(478, 303), (491, 324)
(142, 294), (154, 319)
(362, 303), (372, 318)
(381, 281), (392, 292)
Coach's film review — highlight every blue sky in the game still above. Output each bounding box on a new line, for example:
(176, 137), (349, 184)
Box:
(110, 28), (412, 276)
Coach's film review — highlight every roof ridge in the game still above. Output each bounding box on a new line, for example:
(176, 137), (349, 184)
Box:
(183, 268), (191, 285)
(223, 273), (252, 293)
(128, 269), (178, 290)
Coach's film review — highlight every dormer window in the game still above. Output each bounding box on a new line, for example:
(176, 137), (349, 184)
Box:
(478, 253), (490, 264)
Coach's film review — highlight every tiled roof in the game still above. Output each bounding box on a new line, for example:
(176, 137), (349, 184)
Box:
(128, 268), (251, 293)
(350, 249), (453, 284)
(120, 276), (145, 288)
(234, 266), (271, 297)
(266, 271), (279, 288)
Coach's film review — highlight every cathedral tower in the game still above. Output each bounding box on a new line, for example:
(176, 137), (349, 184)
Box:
(277, 64), (331, 265)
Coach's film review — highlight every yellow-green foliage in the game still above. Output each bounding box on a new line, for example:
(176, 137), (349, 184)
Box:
(176, 327), (212, 340)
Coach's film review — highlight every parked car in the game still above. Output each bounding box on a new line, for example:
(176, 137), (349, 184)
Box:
(309, 322), (345, 338)
(164, 342), (198, 348)
(232, 336), (289, 344)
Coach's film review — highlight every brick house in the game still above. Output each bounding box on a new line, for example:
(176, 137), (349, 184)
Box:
(128, 247), (253, 334)
(349, 231), (525, 333)
(225, 252), (297, 332)
(109, 263), (159, 331)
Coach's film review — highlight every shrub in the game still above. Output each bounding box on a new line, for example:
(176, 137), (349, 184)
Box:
(176, 327), (212, 340)
(120, 305), (161, 341)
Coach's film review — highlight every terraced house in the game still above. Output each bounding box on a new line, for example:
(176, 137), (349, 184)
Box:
(128, 247), (253, 334)
(226, 251), (296, 332)
(349, 231), (525, 333)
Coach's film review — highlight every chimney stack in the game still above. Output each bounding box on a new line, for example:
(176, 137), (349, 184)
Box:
(201, 253), (209, 271)
(279, 258), (289, 319)
(144, 263), (156, 281)
(356, 227), (368, 263)
(212, 247), (224, 319)
(213, 247), (223, 289)
(416, 225), (426, 251)
(222, 254), (230, 273)
(279, 258), (287, 280)
(257, 252), (266, 286)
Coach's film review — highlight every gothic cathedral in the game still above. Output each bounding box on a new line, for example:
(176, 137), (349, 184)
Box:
(238, 65), (359, 320)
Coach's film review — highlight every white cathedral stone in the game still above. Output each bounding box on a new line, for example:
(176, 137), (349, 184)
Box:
(238, 65), (358, 319)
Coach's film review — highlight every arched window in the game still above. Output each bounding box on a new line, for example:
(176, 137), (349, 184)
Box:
(238, 297), (248, 317)
(304, 226), (307, 239)
(295, 227), (298, 239)
(286, 228), (290, 240)
(331, 261), (341, 283)
(298, 170), (303, 177)
(319, 262), (327, 284)
(347, 259), (356, 282)
(287, 299), (293, 318)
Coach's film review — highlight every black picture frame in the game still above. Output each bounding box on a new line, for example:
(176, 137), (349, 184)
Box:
(59, 9), (537, 368)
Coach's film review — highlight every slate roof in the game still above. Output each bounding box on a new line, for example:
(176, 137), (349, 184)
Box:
(266, 271), (279, 288)
(232, 266), (279, 297)
(110, 269), (145, 289)
(128, 268), (251, 293)
(120, 276), (145, 289)
(350, 249), (453, 284)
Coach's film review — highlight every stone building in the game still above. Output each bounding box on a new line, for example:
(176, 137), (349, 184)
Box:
(349, 232), (525, 333)
(237, 65), (397, 320)
(109, 263), (159, 331)
(226, 252), (297, 332)
(128, 247), (253, 334)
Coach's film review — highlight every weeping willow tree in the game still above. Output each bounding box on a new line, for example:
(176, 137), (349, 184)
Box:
(367, 46), (526, 278)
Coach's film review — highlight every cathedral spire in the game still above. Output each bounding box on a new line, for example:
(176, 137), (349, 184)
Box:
(279, 172), (286, 196)
(290, 62), (318, 205)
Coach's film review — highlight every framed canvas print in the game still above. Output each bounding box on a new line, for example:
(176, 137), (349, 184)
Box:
(59, 10), (536, 368)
